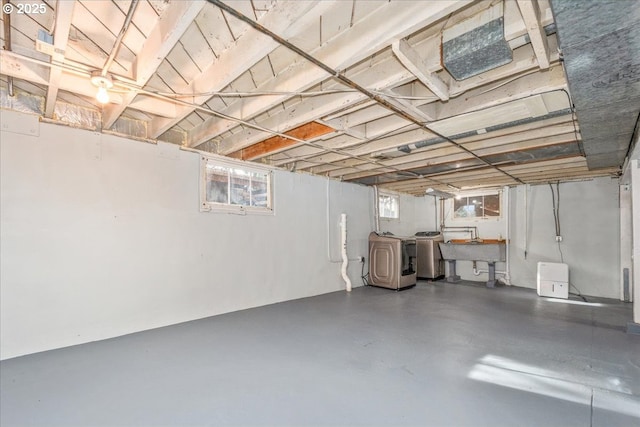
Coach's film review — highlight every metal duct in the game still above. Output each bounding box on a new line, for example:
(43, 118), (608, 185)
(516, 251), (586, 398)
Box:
(442, 3), (512, 81)
(550, 0), (640, 169)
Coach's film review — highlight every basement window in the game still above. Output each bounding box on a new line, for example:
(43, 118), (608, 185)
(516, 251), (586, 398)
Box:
(379, 193), (400, 219)
(454, 193), (500, 219)
(200, 156), (273, 214)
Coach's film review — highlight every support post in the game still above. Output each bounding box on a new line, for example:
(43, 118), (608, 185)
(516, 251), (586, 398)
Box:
(446, 260), (461, 283)
(486, 262), (497, 288)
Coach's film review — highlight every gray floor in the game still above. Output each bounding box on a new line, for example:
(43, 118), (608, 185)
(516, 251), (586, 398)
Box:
(1, 281), (639, 427)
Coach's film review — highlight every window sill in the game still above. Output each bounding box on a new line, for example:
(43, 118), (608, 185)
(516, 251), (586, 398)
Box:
(201, 203), (274, 216)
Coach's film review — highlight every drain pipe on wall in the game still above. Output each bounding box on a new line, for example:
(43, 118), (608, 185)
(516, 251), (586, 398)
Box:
(341, 213), (352, 292)
(326, 178), (362, 264)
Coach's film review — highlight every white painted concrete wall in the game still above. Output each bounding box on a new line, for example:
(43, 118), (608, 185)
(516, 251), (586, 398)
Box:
(509, 178), (620, 299)
(412, 179), (621, 298)
(379, 193), (419, 236)
(0, 117), (373, 360)
(631, 160), (640, 323)
(414, 196), (439, 232)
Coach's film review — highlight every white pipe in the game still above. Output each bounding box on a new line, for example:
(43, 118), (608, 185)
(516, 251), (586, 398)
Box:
(373, 185), (380, 233)
(473, 268), (508, 276)
(326, 178), (360, 263)
(434, 195), (438, 230)
(340, 213), (352, 292)
(503, 186), (512, 285)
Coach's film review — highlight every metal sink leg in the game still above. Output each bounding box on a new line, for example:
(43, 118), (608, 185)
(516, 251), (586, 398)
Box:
(486, 262), (497, 288)
(446, 260), (461, 283)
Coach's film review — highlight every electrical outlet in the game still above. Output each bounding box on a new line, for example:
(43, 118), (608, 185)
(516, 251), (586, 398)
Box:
(555, 235), (563, 242)
(358, 256), (365, 263)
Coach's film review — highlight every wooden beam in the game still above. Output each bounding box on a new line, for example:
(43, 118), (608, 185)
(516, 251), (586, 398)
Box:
(0, 51), (49, 85)
(228, 122), (334, 160)
(336, 132), (580, 180)
(294, 70), (569, 171)
(45, 0), (75, 118)
(277, 111), (573, 168)
(102, 0), (206, 128)
(188, 0), (473, 149)
(149, 0), (328, 139)
(212, 36), (560, 158)
(302, 115), (576, 175)
(392, 39), (449, 101)
(517, 0), (550, 69)
(437, 65), (566, 119)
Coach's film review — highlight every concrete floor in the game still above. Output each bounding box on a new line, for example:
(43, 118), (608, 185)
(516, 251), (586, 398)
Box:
(1, 281), (639, 426)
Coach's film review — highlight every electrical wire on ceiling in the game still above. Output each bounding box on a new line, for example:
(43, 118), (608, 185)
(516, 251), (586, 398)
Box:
(3, 49), (444, 183)
(553, 86), (585, 158)
(98, 87), (441, 102)
(49, 0), (59, 36)
(271, 122), (419, 167)
(206, 0), (524, 186)
(101, 0), (139, 77)
(475, 64), (562, 96)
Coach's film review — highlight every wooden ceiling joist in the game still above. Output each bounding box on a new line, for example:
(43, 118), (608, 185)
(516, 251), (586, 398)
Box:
(228, 122), (334, 161)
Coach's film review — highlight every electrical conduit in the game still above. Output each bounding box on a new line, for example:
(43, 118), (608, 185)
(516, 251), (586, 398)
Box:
(503, 185), (512, 285)
(341, 214), (352, 292)
(373, 185), (380, 233)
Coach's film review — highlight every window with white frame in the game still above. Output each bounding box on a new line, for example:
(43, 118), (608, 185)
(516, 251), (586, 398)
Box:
(379, 193), (399, 219)
(200, 156), (273, 214)
(453, 192), (500, 219)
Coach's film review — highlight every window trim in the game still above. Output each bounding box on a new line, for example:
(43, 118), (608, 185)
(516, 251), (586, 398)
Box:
(378, 191), (400, 220)
(200, 155), (274, 215)
(452, 190), (502, 220)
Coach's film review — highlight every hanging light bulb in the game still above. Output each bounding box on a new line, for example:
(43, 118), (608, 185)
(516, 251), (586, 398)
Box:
(90, 71), (114, 105)
(96, 86), (110, 104)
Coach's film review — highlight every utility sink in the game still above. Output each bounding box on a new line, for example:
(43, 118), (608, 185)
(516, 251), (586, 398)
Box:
(439, 242), (506, 262)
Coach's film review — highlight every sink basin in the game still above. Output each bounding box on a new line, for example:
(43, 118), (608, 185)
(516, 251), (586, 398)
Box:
(439, 242), (506, 262)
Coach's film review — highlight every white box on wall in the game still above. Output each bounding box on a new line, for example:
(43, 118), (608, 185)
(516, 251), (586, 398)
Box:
(537, 262), (569, 299)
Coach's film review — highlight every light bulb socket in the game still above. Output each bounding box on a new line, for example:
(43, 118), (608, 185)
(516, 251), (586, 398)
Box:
(90, 71), (114, 90)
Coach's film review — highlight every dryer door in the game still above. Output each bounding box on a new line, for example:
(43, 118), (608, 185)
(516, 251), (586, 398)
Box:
(369, 240), (398, 289)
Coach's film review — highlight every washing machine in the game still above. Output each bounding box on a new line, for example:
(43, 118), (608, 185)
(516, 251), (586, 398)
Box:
(415, 231), (444, 280)
(368, 232), (417, 290)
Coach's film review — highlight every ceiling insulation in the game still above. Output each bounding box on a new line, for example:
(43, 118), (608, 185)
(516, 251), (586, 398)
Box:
(550, 0), (640, 169)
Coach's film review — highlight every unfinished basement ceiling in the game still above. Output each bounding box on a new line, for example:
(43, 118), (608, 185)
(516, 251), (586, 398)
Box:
(1, 0), (635, 195)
